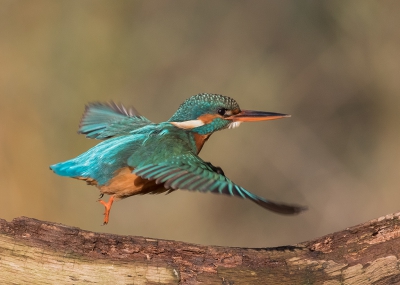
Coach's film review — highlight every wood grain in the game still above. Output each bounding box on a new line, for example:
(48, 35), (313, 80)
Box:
(1, 213), (400, 284)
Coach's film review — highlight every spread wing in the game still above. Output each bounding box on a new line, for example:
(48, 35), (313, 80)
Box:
(129, 141), (306, 215)
(78, 102), (152, 139)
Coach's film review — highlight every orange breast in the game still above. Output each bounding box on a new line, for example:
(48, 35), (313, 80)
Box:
(99, 167), (167, 199)
(193, 133), (211, 154)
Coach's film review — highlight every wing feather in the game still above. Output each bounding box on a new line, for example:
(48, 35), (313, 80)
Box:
(127, 128), (306, 215)
(164, 171), (189, 189)
(78, 102), (153, 139)
(133, 161), (306, 215)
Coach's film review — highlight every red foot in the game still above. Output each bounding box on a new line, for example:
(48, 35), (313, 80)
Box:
(99, 195), (115, 225)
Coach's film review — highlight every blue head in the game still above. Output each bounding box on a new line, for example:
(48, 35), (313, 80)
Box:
(168, 93), (289, 135)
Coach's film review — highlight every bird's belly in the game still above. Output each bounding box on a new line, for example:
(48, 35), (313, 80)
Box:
(99, 166), (167, 199)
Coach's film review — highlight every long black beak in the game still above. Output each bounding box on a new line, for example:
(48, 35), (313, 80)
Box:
(228, 110), (290, 122)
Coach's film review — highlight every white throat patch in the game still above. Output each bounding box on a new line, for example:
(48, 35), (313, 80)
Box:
(227, 121), (242, 129)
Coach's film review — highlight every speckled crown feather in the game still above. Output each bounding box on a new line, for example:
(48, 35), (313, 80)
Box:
(168, 93), (240, 122)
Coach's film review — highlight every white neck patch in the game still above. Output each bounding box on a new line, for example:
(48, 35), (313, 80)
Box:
(170, 120), (205, 129)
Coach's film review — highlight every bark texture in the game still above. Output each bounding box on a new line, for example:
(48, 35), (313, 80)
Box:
(1, 213), (400, 284)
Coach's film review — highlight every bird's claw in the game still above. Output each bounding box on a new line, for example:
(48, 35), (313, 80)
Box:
(98, 196), (114, 225)
(205, 162), (225, 176)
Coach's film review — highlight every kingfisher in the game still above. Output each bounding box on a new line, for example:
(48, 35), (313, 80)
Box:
(50, 93), (306, 224)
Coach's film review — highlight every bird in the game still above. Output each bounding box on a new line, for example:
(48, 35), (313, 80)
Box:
(50, 93), (306, 224)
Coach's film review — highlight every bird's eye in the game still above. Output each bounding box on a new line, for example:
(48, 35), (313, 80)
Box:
(217, 108), (226, 116)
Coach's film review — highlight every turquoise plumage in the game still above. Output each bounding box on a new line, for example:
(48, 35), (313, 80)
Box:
(78, 102), (152, 139)
(51, 93), (306, 224)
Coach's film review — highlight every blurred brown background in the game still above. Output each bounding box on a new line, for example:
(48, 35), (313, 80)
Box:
(1, 0), (399, 247)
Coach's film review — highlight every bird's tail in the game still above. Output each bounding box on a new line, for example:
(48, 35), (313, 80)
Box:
(50, 159), (83, 178)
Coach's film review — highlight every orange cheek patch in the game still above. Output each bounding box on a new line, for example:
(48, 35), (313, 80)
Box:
(197, 113), (219, 124)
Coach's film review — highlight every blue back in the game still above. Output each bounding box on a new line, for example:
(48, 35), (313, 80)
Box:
(50, 123), (197, 186)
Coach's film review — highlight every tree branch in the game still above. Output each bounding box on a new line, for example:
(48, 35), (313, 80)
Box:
(1, 213), (400, 284)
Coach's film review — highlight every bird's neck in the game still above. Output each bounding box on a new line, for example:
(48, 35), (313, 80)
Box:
(192, 132), (211, 154)
(191, 118), (228, 135)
